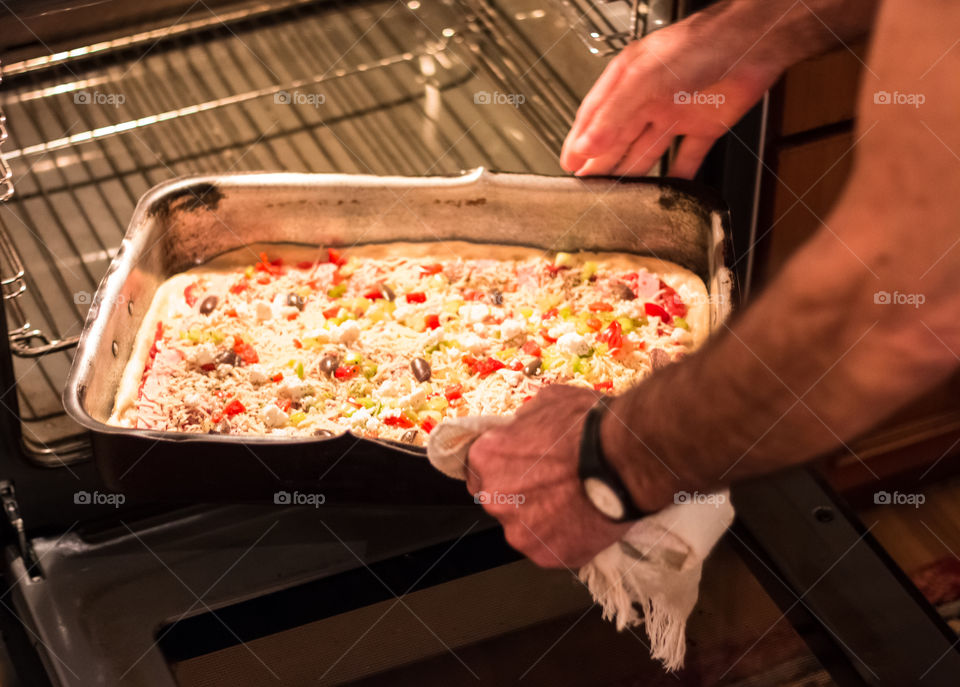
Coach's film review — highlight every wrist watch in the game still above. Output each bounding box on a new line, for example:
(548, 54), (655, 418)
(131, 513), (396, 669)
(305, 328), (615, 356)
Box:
(578, 400), (648, 522)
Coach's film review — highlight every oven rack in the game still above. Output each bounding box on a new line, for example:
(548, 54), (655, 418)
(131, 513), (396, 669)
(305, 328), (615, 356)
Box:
(550, 0), (676, 55)
(0, 0), (597, 463)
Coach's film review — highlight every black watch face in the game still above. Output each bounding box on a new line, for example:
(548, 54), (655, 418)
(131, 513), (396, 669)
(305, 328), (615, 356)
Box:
(583, 477), (626, 521)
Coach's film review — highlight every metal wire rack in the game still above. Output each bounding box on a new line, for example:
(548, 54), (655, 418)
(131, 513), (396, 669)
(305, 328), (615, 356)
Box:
(0, 0), (616, 463)
(549, 0), (676, 55)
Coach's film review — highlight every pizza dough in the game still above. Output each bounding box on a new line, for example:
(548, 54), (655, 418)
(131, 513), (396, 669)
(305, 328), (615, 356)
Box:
(110, 241), (709, 444)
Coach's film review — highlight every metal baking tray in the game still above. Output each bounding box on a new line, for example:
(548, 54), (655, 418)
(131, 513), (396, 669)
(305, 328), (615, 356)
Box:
(63, 168), (735, 502)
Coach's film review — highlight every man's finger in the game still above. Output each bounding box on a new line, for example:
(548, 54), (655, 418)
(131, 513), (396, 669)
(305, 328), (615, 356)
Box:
(669, 134), (717, 179)
(611, 124), (676, 177)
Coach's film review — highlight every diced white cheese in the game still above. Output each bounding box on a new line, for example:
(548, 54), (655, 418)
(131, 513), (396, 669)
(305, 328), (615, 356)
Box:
(547, 322), (575, 340)
(500, 369), (523, 387)
(261, 404), (288, 428)
(392, 304), (416, 322)
(400, 387), (427, 409)
(458, 303), (490, 324)
(380, 377), (409, 398)
(183, 392), (204, 408)
(189, 343), (216, 367)
(458, 332), (488, 355)
(500, 318), (526, 342)
(422, 327), (444, 348)
(333, 320), (360, 344)
(670, 327), (692, 346)
(279, 378), (309, 399)
(255, 300), (273, 322)
(557, 332), (591, 357)
(248, 365), (269, 384)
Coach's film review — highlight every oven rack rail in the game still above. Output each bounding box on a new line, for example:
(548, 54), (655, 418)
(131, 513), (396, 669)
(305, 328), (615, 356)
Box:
(0, 0), (595, 463)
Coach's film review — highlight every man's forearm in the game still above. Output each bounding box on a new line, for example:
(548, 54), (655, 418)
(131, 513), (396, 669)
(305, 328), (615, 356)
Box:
(601, 198), (956, 512)
(683, 0), (879, 75)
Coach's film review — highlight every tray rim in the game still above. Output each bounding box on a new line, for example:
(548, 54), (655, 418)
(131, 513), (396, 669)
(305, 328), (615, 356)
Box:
(62, 168), (735, 455)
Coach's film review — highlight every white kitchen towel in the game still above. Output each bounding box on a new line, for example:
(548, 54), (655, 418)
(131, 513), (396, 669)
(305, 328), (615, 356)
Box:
(427, 415), (734, 671)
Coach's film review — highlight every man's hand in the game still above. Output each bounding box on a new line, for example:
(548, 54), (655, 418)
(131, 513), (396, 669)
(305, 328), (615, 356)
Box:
(467, 385), (630, 568)
(561, 25), (779, 178)
(561, 0), (879, 178)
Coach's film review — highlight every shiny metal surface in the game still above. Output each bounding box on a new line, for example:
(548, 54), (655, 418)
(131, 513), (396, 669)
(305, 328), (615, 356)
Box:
(0, 0), (606, 461)
(60, 168), (732, 499)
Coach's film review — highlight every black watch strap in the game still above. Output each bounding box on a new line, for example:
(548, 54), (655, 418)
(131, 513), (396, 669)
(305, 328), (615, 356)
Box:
(578, 400), (648, 522)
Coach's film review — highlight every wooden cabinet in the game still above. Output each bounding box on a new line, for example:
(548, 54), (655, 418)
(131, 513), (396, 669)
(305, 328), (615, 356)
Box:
(758, 42), (960, 491)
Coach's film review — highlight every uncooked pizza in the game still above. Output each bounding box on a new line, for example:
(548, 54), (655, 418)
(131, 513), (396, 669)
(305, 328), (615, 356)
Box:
(110, 242), (709, 444)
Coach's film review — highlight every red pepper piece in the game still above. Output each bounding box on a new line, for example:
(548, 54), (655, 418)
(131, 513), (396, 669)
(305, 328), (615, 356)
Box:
(229, 281), (247, 295)
(271, 373), (283, 383)
(334, 365), (359, 380)
(593, 381), (614, 392)
(644, 302), (671, 321)
(522, 340), (541, 356)
(200, 363), (216, 372)
(463, 289), (485, 301)
(588, 301), (613, 312)
(509, 360), (523, 371)
(293, 339), (303, 349)
(323, 306), (341, 319)
(277, 398), (292, 413)
(418, 263), (443, 277)
(543, 307), (559, 319)
(184, 283), (199, 307)
(586, 317), (602, 331)
(597, 320), (623, 352)
(364, 288), (385, 300)
(420, 417), (437, 433)
(424, 314), (441, 330)
(540, 328), (557, 343)
(224, 399), (246, 416)
(297, 261), (315, 270)
(384, 415), (415, 429)
(659, 282), (688, 317)
(405, 291), (427, 303)
(328, 248), (347, 267)
(476, 357), (506, 377)
(233, 337), (259, 365)
(225, 308), (238, 318)
(444, 383), (463, 401)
